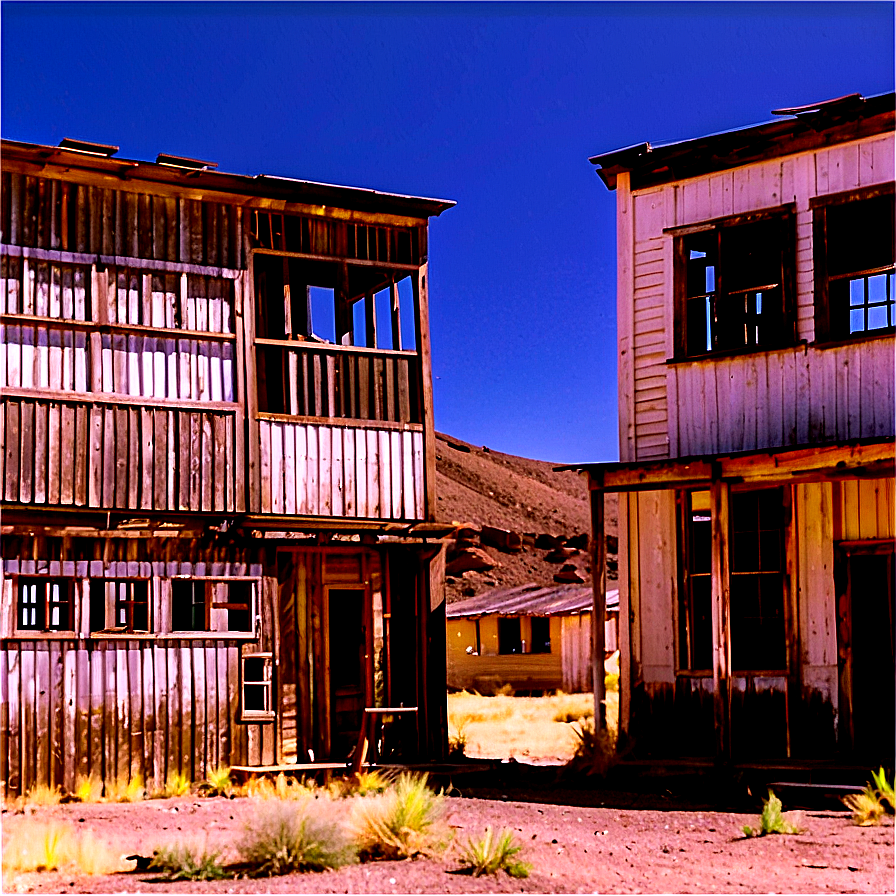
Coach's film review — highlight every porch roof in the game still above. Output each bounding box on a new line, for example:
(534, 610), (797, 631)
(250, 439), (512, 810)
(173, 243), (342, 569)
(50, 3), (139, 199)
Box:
(447, 582), (619, 620)
(556, 436), (895, 493)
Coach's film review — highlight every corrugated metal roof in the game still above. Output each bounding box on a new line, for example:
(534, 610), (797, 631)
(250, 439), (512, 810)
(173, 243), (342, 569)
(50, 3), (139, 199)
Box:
(446, 583), (619, 619)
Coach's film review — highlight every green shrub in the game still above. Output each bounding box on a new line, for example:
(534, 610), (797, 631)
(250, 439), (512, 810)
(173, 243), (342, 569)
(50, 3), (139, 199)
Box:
(458, 827), (530, 878)
(565, 717), (617, 776)
(153, 771), (191, 798)
(743, 790), (802, 837)
(240, 798), (358, 875)
(149, 843), (229, 881)
(350, 772), (447, 860)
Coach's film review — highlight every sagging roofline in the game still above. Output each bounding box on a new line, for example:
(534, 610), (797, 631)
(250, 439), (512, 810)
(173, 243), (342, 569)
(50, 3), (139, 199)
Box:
(555, 436), (896, 492)
(1, 138), (456, 220)
(589, 91), (896, 191)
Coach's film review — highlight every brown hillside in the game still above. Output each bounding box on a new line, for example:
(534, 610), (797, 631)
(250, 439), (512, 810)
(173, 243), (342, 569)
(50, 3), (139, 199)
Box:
(434, 432), (618, 602)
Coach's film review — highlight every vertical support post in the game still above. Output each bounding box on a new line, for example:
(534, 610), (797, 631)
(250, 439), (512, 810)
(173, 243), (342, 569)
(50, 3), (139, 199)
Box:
(710, 474), (731, 762)
(589, 473), (608, 742)
(411, 262), (436, 521)
(365, 290), (376, 349)
(390, 278), (402, 351)
(335, 262), (351, 346)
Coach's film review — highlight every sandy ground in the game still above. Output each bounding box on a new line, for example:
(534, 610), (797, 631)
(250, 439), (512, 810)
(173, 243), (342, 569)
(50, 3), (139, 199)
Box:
(2, 791), (892, 894)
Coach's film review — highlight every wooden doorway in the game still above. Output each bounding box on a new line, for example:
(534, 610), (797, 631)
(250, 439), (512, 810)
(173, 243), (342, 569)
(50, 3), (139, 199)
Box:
(326, 586), (372, 759)
(838, 544), (895, 762)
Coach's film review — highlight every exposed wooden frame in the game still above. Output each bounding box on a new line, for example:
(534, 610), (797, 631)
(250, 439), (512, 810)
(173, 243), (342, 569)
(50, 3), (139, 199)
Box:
(411, 264), (437, 521)
(589, 480), (607, 741)
(709, 478), (731, 761)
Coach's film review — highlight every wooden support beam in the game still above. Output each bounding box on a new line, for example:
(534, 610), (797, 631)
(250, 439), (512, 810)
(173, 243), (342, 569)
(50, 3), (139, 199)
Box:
(364, 290), (376, 349)
(390, 279), (402, 351)
(411, 263), (436, 521)
(589, 478), (607, 743)
(710, 477), (731, 763)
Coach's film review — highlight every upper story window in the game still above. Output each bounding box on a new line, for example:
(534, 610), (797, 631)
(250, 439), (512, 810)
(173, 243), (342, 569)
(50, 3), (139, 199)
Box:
(171, 578), (256, 634)
(673, 210), (795, 358)
(812, 187), (895, 343)
(17, 577), (74, 632)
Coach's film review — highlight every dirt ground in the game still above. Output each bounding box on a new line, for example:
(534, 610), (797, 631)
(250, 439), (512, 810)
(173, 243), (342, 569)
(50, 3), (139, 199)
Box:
(2, 790), (892, 895)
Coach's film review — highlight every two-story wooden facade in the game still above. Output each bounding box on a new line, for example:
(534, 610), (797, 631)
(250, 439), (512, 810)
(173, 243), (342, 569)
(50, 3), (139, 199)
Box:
(574, 93), (894, 765)
(0, 138), (455, 795)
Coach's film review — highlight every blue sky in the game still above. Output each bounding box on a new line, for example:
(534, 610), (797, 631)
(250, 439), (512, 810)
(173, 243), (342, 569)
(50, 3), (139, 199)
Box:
(2, 2), (893, 462)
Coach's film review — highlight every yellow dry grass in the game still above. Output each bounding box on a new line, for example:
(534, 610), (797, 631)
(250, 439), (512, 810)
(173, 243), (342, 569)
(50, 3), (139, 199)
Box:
(2, 819), (128, 875)
(447, 691), (618, 763)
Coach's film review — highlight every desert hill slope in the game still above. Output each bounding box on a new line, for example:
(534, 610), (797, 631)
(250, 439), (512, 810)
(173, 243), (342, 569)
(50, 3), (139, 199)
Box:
(434, 432), (618, 602)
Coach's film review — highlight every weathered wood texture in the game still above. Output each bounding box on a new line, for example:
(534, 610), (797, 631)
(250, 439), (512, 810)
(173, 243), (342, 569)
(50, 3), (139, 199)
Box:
(0, 173), (244, 268)
(621, 133), (896, 462)
(257, 421), (424, 520)
(1, 397), (241, 512)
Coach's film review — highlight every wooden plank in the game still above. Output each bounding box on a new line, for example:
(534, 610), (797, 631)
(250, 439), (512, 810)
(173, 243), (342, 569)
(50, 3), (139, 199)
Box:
(154, 410), (167, 509)
(213, 413), (226, 512)
(87, 405), (102, 507)
(270, 421), (283, 514)
(402, 430), (414, 520)
(390, 430), (402, 519)
(410, 263), (437, 519)
(413, 430), (424, 519)
(319, 426), (332, 515)
(284, 422), (296, 515)
(4, 401), (20, 502)
(140, 407), (153, 510)
(367, 429), (379, 517)
(378, 430), (390, 520)
(102, 405), (116, 507)
(19, 400), (34, 503)
(35, 646), (51, 789)
(47, 402), (61, 505)
(331, 426), (344, 517)
(63, 644), (77, 792)
(259, 420), (272, 514)
(344, 427), (355, 517)
(355, 429), (367, 518)
(306, 425), (319, 515)
(33, 399), (48, 504)
(6, 647), (21, 794)
(114, 406), (128, 507)
(295, 424), (308, 515)
(710, 479), (731, 761)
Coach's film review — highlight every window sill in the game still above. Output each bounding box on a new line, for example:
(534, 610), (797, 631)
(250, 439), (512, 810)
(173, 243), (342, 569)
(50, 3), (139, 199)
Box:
(666, 342), (806, 365)
(810, 330), (895, 350)
(240, 712), (276, 724)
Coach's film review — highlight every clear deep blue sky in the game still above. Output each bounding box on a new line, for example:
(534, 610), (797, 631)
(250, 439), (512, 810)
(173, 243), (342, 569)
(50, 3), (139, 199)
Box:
(2, 2), (893, 462)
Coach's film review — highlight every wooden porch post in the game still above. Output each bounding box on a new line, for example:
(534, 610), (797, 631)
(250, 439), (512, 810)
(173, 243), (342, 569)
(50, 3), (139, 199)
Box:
(411, 263), (437, 521)
(710, 475), (732, 761)
(589, 472), (607, 741)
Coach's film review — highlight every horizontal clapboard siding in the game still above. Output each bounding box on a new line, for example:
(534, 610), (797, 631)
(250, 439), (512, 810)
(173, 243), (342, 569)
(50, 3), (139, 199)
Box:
(626, 133), (896, 462)
(257, 420), (424, 520)
(1, 396), (242, 513)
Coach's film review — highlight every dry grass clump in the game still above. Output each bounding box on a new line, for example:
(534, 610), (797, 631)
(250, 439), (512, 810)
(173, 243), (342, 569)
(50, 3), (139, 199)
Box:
(73, 774), (104, 804)
(843, 768), (895, 826)
(104, 773), (145, 803)
(200, 765), (233, 797)
(564, 717), (618, 776)
(150, 770), (191, 799)
(2, 819), (127, 875)
(350, 772), (448, 860)
(17, 783), (64, 809)
(457, 826), (530, 878)
(240, 797), (358, 875)
(149, 841), (229, 881)
(240, 772), (317, 800)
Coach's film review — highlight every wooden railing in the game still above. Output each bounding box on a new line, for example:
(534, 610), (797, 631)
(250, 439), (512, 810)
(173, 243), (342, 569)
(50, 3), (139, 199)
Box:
(255, 339), (421, 425)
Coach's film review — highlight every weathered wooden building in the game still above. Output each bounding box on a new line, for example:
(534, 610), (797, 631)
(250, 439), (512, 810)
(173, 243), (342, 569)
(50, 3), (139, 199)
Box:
(571, 93), (894, 764)
(0, 138), (455, 795)
(446, 583), (619, 694)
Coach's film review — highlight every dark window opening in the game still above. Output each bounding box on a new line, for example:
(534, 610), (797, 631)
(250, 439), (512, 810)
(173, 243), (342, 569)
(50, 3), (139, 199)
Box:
(218, 580), (253, 632)
(815, 191), (895, 341)
(114, 580), (150, 633)
(17, 578), (72, 632)
(677, 213), (794, 357)
(241, 652), (273, 717)
(530, 616), (551, 654)
(730, 489), (786, 672)
(498, 617), (522, 655)
(679, 492), (713, 672)
(171, 580), (206, 631)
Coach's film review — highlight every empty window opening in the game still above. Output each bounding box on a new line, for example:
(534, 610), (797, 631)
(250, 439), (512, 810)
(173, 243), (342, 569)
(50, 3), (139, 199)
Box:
(88, 579), (150, 633)
(241, 652), (274, 718)
(530, 616), (552, 654)
(679, 491), (713, 672)
(498, 616), (522, 655)
(171, 579), (255, 633)
(678, 214), (793, 357)
(17, 578), (72, 631)
(308, 287), (336, 344)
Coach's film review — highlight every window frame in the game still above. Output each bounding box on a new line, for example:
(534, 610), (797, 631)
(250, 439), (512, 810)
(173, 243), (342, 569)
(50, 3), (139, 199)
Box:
(240, 649), (275, 722)
(811, 184), (896, 346)
(88, 577), (152, 635)
(14, 576), (76, 634)
(169, 576), (259, 637)
(670, 205), (797, 361)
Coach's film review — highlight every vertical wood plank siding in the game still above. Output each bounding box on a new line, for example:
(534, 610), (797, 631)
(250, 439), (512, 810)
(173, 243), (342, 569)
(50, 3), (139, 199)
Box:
(1, 397), (240, 513)
(624, 133), (896, 463)
(257, 421), (424, 520)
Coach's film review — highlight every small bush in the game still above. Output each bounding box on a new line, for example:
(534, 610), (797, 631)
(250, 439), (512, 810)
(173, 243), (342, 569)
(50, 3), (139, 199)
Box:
(605, 671), (620, 692)
(149, 842), (229, 881)
(349, 770), (392, 797)
(74, 774), (104, 804)
(202, 765), (233, 797)
(105, 774), (145, 803)
(350, 772), (447, 860)
(458, 826), (530, 878)
(448, 717), (469, 758)
(743, 790), (802, 837)
(553, 704), (594, 724)
(2, 820), (125, 874)
(240, 798), (358, 875)
(843, 768), (896, 826)
(565, 717), (617, 776)
(23, 783), (63, 807)
(241, 772), (314, 800)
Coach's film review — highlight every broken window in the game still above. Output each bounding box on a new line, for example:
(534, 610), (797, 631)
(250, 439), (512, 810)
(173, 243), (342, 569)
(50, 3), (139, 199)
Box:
(813, 189), (895, 342)
(89, 579), (150, 633)
(17, 577), (73, 632)
(529, 616), (552, 654)
(676, 211), (795, 357)
(171, 578), (256, 633)
(678, 488), (787, 674)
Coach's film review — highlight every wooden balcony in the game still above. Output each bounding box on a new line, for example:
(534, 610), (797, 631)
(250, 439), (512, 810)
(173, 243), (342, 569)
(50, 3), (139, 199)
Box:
(253, 340), (425, 521)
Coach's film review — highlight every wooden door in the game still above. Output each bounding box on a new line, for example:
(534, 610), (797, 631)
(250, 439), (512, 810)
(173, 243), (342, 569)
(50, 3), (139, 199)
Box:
(326, 586), (371, 759)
